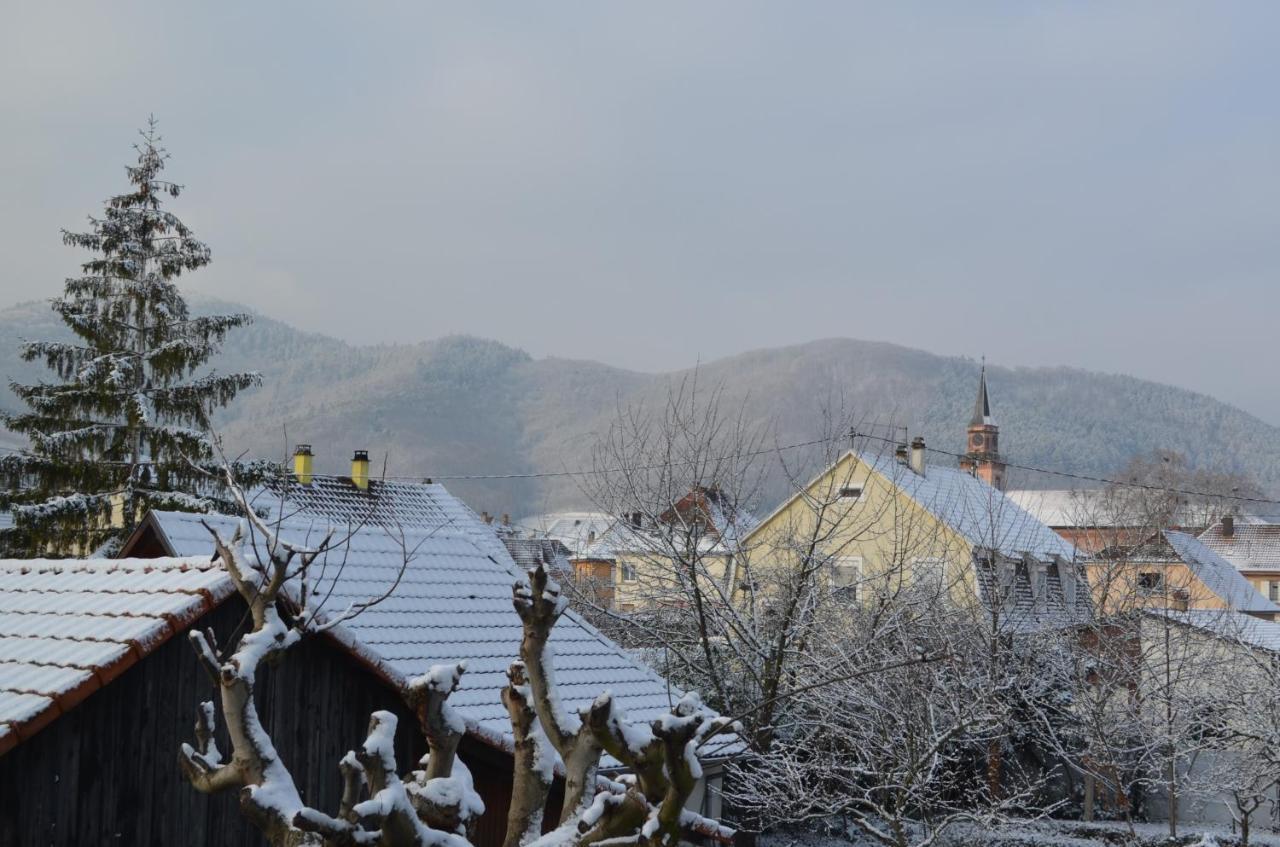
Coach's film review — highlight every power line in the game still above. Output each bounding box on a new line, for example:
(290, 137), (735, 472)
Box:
(848, 429), (1280, 508)
(5, 430), (1280, 508)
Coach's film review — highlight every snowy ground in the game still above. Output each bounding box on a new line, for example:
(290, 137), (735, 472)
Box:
(759, 819), (1280, 847)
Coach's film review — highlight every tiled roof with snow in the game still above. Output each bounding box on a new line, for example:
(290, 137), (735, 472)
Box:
(502, 537), (573, 577)
(1197, 519), (1280, 572)
(1005, 489), (1210, 530)
(249, 477), (511, 562)
(1163, 530), (1280, 614)
(516, 512), (613, 556)
(144, 510), (709, 763)
(0, 556), (232, 755)
(1150, 609), (1280, 653)
(971, 557), (1094, 634)
(859, 452), (1077, 561)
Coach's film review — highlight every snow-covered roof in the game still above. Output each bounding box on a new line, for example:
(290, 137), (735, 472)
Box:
(858, 452), (1077, 561)
(249, 476), (512, 562)
(1197, 519), (1280, 572)
(0, 556), (232, 755)
(501, 537), (573, 577)
(1004, 490), (1112, 528)
(577, 520), (727, 560)
(516, 512), (613, 556)
(1149, 609), (1280, 653)
(141, 509), (712, 764)
(971, 557), (1094, 634)
(576, 492), (759, 561)
(1163, 530), (1280, 615)
(1005, 489), (1210, 530)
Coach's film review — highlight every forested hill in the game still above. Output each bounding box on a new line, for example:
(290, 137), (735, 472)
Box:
(3, 297), (1279, 517)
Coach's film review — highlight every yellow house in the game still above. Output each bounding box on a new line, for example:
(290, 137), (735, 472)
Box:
(1088, 529), (1280, 621)
(1195, 518), (1280, 607)
(574, 518), (742, 613)
(738, 441), (1092, 633)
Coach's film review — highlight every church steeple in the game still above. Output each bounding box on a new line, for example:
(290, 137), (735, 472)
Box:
(971, 365), (994, 427)
(960, 363), (1006, 489)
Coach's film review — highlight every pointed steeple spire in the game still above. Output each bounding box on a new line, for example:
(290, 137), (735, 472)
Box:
(970, 361), (994, 427)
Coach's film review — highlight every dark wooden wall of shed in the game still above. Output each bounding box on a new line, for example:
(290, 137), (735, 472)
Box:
(0, 595), (563, 846)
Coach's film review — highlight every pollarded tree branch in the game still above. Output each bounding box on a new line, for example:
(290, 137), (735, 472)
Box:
(513, 565), (603, 822)
(502, 662), (554, 847)
(408, 663), (468, 782)
(404, 665), (485, 838)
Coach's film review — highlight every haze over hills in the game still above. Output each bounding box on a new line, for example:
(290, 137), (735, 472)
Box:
(3, 297), (1279, 518)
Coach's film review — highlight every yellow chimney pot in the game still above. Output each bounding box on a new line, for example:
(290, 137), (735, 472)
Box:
(351, 450), (370, 490)
(293, 444), (314, 486)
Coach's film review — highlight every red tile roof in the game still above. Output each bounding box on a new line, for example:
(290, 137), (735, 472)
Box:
(0, 557), (232, 755)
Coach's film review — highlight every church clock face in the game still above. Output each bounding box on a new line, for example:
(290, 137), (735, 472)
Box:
(971, 433), (985, 449)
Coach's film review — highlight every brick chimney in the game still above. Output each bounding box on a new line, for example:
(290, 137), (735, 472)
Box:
(293, 444), (314, 486)
(351, 450), (370, 490)
(1222, 515), (1235, 539)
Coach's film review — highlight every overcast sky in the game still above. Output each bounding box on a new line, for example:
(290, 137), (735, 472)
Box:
(4, 3), (1279, 423)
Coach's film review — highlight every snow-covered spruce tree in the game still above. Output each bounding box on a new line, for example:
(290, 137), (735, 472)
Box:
(0, 119), (264, 556)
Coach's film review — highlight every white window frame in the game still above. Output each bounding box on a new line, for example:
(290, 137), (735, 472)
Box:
(830, 556), (862, 595)
(620, 562), (637, 583)
(1269, 581), (1280, 603)
(1136, 570), (1165, 595)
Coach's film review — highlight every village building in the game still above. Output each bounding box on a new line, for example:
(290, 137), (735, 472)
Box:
(741, 440), (1090, 633)
(736, 371), (1088, 632)
(1196, 515), (1280, 607)
(0, 449), (728, 845)
(515, 512), (613, 557)
(1086, 529), (1280, 620)
(569, 487), (758, 613)
(1006, 488), (1212, 556)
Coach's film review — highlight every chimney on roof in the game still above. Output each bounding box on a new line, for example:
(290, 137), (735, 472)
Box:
(481, 511), (492, 524)
(351, 450), (370, 490)
(895, 444), (909, 465)
(1222, 515), (1235, 538)
(909, 436), (927, 476)
(502, 513), (510, 526)
(293, 444), (314, 486)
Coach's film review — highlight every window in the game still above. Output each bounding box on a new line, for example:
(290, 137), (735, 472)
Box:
(1027, 558), (1047, 600)
(1270, 581), (1280, 603)
(838, 486), (862, 501)
(620, 563), (637, 583)
(1137, 571), (1164, 594)
(1059, 560), (1078, 606)
(830, 556), (862, 597)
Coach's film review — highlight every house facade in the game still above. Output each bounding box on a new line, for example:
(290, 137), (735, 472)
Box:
(570, 487), (755, 612)
(1197, 516), (1280, 607)
(1085, 529), (1280, 620)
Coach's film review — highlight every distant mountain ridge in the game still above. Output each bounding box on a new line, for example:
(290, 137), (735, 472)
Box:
(3, 297), (1279, 518)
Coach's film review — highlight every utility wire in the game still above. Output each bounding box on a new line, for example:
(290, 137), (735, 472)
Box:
(5, 430), (1280, 507)
(847, 429), (1280, 508)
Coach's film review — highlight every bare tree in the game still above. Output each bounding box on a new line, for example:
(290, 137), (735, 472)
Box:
(1048, 472), (1250, 837)
(575, 379), (1086, 843)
